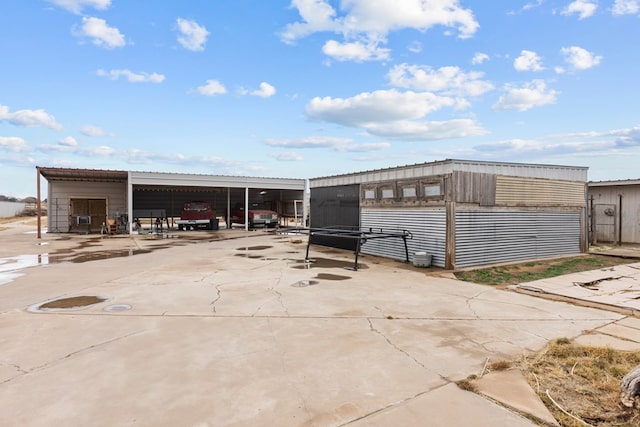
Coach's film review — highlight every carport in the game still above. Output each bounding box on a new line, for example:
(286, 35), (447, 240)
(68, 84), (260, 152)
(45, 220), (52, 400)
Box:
(36, 167), (306, 237)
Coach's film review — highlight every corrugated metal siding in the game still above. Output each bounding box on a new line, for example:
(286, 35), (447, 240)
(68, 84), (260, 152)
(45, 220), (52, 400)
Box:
(360, 208), (446, 268)
(495, 176), (585, 207)
(455, 210), (581, 268)
(47, 181), (127, 232)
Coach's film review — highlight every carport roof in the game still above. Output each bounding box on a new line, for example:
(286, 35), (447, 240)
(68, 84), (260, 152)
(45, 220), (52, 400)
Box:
(36, 167), (306, 190)
(37, 167), (128, 182)
(129, 171), (305, 190)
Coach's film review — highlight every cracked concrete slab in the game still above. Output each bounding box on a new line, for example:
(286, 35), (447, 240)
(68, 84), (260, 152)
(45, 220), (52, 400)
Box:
(347, 383), (536, 427)
(473, 369), (559, 426)
(515, 262), (640, 315)
(0, 224), (626, 426)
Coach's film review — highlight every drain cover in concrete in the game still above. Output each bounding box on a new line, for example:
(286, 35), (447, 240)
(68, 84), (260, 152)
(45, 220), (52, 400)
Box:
(104, 304), (132, 312)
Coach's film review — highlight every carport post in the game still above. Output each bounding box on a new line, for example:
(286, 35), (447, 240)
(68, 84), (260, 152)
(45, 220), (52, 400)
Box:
(36, 167), (42, 239)
(227, 188), (231, 229)
(244, 187), (249, 231)
(127, 171), (133, 234)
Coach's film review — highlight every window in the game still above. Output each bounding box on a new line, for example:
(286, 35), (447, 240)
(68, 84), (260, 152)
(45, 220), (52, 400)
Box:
(402, 186), (417, 198)
(364, 189), (376, 199)
(423, 183), (441, 197)
(381, 188), (395, 199)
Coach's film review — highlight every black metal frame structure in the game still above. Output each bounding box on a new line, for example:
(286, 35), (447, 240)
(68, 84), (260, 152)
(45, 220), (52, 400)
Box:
(297, 227), (413, 271)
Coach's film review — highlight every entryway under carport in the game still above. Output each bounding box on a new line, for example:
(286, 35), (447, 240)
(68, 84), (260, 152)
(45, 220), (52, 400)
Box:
(35, 167), (306, 237)
(128, 171), (306, 233)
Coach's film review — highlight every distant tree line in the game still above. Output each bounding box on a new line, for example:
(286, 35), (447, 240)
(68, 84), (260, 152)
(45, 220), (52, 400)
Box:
(0, 195), (45, 203)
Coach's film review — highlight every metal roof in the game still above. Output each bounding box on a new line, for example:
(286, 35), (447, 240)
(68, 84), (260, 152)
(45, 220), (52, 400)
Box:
(37, 167), (128, 181)
(310, 159), (588, 188)
(129, 171), (306, 190)
(589, 178), (640, 187)
(36, 167), (306, 190)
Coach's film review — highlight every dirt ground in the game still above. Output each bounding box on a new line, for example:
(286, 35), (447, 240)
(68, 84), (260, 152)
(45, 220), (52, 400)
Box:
(517, 339), (640, 427)
(455, 255), (640, 426)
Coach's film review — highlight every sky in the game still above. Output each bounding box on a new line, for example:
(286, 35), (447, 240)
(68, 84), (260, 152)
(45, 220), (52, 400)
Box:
(1, 0), (639, 197)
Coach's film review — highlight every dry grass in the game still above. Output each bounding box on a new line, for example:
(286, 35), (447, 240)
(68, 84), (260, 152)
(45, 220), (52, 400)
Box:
(487, 359), (512, 372)
(518, 339), (640, 426)
(455, 255), (634, 288)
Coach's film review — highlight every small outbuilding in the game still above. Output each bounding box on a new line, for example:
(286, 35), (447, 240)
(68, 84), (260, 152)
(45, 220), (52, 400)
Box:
(588, 179), (640, 244)
(310, 159), (589, 269)
(36, 167), (306, 236)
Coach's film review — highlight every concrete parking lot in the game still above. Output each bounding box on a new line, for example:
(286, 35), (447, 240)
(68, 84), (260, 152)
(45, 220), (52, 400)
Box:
(0, 220), (629, 426)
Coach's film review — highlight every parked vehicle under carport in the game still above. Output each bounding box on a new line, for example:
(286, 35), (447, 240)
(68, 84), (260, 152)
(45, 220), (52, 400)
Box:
(230, 203), (278, 229)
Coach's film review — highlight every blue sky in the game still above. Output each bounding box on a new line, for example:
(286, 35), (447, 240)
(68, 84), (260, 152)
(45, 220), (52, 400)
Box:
(1, 0), (639, 197)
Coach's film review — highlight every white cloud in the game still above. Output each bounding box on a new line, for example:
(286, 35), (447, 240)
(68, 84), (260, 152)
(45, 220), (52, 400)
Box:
(87, 145), (115, 156)
(471, 52), (489, 65)
(561, 46), (602, 70)
(561, 0), (598, 19)
(176, 18), (209, 52)
(196, 80), (227, 96)
(387, 63), (494, 97)
(493, 80), (558, 111)
(77, 17), (125, 49)
(306, 89), (457, 126)
(364, 119), (488, 140)
(612, 0), (640, 15)
(251, 82), (276, 98)
(81, 124), (106, 137)
(322, 39), (390, 62)
(0, 104), (63, 130)
(471, 126), (640, 160)
(59, 136), (78, 147)
(408, 41), (422, 53)
(39, 142), (115, 156)
(46, 0), (111, 14)
(514, 50), (544, 71)
(0, 136), (28, 152)
(266, 136), (390, 152)
(305, 89), (488, 140)
(281, 0), (478, 61)
(96, 69), (165, 83)
(280, 0), (344, 42)
(266, 136), (353, 149)
(342, 142), (391, 152)
(272, 152), (304, 161)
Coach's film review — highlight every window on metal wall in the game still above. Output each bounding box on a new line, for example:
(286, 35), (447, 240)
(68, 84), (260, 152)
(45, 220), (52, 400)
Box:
(423, 183), (442, 197)
(364, 189), (376, 199)
(401, 186), (417, 198)
(381, 188), (395, 199)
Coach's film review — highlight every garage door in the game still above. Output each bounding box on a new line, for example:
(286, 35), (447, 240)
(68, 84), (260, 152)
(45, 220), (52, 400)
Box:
(69, 198), (106, 233)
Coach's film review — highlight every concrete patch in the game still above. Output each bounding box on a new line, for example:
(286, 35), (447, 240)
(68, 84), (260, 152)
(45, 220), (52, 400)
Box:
(474, 369), (559, 426)
(573, 333), (640, 351)
(348, 383), (537, 427)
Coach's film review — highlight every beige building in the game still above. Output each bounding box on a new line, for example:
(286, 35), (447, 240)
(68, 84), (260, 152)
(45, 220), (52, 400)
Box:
(588, 179), (640, 244)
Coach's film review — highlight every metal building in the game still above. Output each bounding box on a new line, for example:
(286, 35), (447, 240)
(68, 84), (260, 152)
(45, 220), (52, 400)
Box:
(310, 159), (588, 269)
(36, 167), (306, 236)
(588, 179), (640, 244)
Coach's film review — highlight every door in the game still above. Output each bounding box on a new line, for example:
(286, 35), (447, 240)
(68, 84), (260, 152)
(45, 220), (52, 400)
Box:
(69, 198), (107, 233)
(593, 204), (616, 243)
